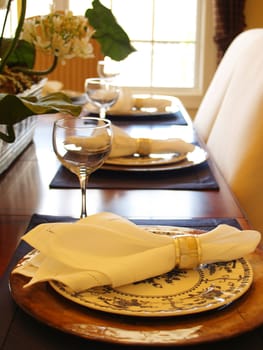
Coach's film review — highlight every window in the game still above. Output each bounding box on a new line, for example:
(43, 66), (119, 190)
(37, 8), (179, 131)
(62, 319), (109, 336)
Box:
(69, 1), (202, 89)
(24, 1), (51, 17)
(9, 0), (216, 109)
(67, 0), (215, 108)
(101, 0), (199, 90)
(0, 0), (18, 36)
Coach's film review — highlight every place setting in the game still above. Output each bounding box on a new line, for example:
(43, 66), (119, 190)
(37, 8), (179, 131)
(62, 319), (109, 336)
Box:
(50, 76), (208, 191)
(49, 119), (217, 191)
(83, 90), (189, 125)
(8, 211), (263, 346)
(102, 124), (207, 171)
(69, 74), (189, 126)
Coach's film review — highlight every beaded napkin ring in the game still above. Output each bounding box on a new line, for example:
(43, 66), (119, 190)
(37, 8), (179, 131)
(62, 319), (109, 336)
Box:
(173, 235), (202, 269)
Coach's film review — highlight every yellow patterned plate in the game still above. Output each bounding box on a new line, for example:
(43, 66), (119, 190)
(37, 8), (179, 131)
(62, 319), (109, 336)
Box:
(49, 226), (253, 317)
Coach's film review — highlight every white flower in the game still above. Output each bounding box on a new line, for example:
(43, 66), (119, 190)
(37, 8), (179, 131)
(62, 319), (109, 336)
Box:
(21, 10), (95, 62)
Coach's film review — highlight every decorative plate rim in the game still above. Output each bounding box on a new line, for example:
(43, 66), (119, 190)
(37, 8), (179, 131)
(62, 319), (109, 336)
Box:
(48, 226), (253, 317)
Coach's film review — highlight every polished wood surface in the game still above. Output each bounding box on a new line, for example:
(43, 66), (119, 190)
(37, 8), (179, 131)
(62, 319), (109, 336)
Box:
(1, 104), (262, 349)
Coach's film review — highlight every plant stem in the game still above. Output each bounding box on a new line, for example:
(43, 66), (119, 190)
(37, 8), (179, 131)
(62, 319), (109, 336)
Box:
(0, 0), (12, 51)
(0, 0), (27, 73)
(13, 55), (58, 76)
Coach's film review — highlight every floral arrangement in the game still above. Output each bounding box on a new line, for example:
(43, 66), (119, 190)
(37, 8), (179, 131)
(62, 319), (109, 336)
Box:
(21, 10), (94, 66)
(0, 0), (135, 142)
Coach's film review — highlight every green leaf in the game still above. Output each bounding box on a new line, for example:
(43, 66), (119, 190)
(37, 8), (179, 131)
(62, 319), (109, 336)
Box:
(0, 92), (82, 142)
(0, 39), (35, 68)
(85, 0), (136, 61)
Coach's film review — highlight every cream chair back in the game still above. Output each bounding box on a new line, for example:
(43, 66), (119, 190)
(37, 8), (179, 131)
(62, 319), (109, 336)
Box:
(197, 29), (263, 233)
(194, 29), (263, 143)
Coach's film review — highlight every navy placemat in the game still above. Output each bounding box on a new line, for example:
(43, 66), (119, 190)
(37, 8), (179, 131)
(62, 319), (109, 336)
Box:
(49, 161), (219, 190)
(27, 214), (241, 231)
(0, 215), (246, 350)
(84, 109), (188, 126)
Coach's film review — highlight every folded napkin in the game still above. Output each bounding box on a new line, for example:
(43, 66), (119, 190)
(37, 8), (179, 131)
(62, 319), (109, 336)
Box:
(107, 87), (134, 113)
(109, 89), (176, 114)
(13, 212), (260, 292)
(64, 125), (194, 158)
(110, 125), (195, 157)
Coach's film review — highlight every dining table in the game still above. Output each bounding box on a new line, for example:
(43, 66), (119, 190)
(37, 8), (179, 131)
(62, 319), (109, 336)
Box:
(0, 96), (263, 350)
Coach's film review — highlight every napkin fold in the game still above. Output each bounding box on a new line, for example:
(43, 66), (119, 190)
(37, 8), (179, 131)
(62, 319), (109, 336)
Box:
(64, 125), (194, 158)
(108, 89), (177, 114)
(13, 212), (260, 292)
(110, 125), (195, 157)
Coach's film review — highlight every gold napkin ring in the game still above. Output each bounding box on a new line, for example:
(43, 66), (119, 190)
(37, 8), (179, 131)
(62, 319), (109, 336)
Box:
(136, 138), (152, 156)
(173, 235), (202, 269)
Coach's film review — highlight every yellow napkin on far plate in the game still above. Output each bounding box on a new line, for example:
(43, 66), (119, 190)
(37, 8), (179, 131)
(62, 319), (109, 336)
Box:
(108, 89), (177, 114)
(110, 125), (195, 157)
(13, 212), (260, 292)
(63, 125), (195, 158)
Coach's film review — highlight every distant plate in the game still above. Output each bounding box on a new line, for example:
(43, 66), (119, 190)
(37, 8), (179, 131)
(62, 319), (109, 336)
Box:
(103, 146), (208, 172)
(105, 152), (187, 167)
(84, 94), (180, 118)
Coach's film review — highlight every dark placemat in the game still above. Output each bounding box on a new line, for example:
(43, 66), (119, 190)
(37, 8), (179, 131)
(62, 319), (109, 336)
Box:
(27, 213), (241, 230)
(49, 161), (219, 190)
(87, 109), (188, 126)
(0, 215), (248, 350)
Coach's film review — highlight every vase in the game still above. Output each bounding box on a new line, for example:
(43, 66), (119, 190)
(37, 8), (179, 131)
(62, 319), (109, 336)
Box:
(0, 79), (46, 175)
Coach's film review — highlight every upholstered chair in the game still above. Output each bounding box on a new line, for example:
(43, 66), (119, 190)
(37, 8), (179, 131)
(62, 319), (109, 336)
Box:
(194, 29), (263, 234)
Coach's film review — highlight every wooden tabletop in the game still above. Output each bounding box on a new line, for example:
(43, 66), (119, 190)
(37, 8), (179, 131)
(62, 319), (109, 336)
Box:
(1, 105), (262, 349)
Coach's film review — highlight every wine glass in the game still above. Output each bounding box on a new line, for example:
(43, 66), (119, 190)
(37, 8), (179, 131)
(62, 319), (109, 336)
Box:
(52, 116), (112, 218)
(97, 57), (121, 80)
(84, 77), (120, 119)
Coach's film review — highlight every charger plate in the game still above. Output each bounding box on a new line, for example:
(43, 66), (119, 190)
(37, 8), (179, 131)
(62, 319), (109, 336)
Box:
(9, 226), (261, 346)
(105, 151), (187, 167)
(103, 145), (207, 171)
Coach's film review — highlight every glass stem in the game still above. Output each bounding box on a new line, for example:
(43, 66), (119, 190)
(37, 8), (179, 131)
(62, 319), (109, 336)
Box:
(100, 107), (106, 119)
(79, 169), (89, 218)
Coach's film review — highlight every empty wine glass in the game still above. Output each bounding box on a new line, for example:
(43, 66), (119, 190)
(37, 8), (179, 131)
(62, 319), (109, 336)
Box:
(97, 57), (121, 80)
(84, 77), (120, 119)
(52, 116), (112, 218)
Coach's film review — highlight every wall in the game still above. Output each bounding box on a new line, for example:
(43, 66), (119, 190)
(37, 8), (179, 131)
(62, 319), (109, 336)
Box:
(34, 39), (103, 93)
(245, 0), (263, 28)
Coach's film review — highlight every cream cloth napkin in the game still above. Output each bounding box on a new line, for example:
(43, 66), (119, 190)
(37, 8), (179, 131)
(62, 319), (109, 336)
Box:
(13, 212), (260, 292)
(64, 125), (195, 158)
(110, 125), (195, 157)
(109, 88), (176, 114)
